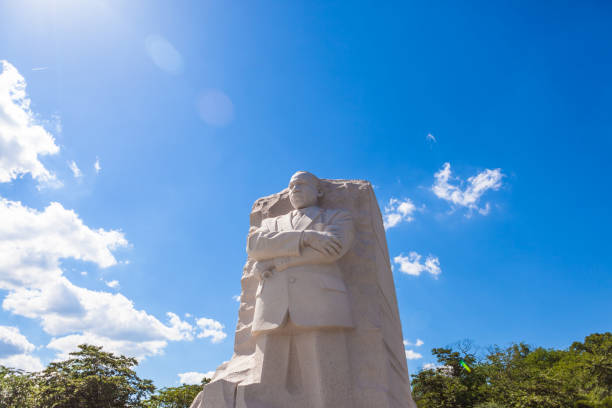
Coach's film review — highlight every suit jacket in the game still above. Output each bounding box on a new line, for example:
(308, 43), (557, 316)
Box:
(246, 206), (355, 333)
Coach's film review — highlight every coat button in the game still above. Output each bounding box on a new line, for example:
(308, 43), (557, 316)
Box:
(289, 277), (296, 283)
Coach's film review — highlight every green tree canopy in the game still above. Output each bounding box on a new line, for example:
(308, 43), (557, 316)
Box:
(411, 332), (612, 408)
(143, 377), (210, 408)
(0, 334), (609, 408)
(36, 344), (155, 408)
(0, 365), (38, 408)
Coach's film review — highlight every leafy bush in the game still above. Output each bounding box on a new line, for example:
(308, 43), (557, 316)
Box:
(411, 333), (612, 408)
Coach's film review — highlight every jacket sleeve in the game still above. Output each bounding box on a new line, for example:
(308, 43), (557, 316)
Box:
(246, 218), (302, 261)
(273, 210), (354, 272)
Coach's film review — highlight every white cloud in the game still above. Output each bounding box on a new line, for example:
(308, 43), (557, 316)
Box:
(68, 160), (82, 178)
(80, 271), (88, 276)
(178, 370), (215, 385)
(426, 133), (437, 143)
(405, 349), (423, 360)
(404, 338), (424, 347)
(0, 60), (60, 185)
(0, 353), (44, 372)
(47, 332), (168, 361)
(432, 162), (503, 215)
(232, 294), (240, 302)
(0, 60), (219, 364)
(0, 326), (35, 357)
(105, 280), (119, 289)
(0, 197), (127, 291)
(394, 252), (441, 278)
(0, 196), (201, 361)
(0, 197), (127, 290)
(0, 326), (43, 372)
(383, 198), (417, 229)
(94, 157), (101, 174)
(196, 317), (227, 343)
(3, 277), (195, 343)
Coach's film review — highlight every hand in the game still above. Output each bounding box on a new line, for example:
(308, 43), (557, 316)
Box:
(302, 231), (342, 255)
(253, 260), (275, 281)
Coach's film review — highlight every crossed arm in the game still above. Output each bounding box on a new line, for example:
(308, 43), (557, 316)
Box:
(246, 211), (354, 278)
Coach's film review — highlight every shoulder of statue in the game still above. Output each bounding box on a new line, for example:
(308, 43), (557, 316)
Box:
(259, 215), (276, 228)
(323, 208), (351, 222)
(262, 211), (292, 221)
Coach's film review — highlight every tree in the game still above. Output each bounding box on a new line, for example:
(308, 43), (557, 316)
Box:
(411, 341), (488, 408)
(482, 343), (578, 408)
(143, 377), (210, 408)
(36, 344), (155, 407)
(0, 366), (38, 408)
(411, 333), (612, 408)
(570, 332), (612, 403)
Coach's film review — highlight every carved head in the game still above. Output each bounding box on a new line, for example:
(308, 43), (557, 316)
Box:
(288, 171), (323, 209)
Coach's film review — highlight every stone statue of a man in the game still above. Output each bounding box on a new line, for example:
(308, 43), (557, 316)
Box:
(190, 171), (418, 408)
(242, 170), (355, 406)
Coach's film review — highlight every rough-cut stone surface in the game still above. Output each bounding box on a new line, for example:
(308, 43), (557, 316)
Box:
(191, 177), (417, 408)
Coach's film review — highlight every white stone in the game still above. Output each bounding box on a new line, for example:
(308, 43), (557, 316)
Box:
(191, 172), (417, 408)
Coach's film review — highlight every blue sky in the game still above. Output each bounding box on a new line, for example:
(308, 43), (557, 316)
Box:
(0, 0), (610, 387)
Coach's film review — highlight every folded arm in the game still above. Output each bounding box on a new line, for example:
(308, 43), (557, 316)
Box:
(246, 220), (303, 261)
(274, 211), (354, 272)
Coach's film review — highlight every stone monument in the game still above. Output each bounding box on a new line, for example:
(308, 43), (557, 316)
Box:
(190, 171), (417, 408)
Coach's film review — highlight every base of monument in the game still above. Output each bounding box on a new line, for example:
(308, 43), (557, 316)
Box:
(190, 378), (417, 408)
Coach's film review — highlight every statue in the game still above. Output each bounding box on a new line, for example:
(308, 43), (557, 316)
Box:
(191, 172), (417, 408)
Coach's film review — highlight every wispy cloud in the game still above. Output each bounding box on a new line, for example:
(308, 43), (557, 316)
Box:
(383, 198), (417, 229)
(394, 252), (441, 278)
(68, 161), (82, 178)
(105, 280), (119, 289)
(432, 162), (503, 215)
(94, 157), (101, 174)
(426, 133), (437, 143)
(31, 67), (48, 71)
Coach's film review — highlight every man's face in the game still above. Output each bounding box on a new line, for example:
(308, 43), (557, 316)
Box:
(288, 173), (319, 209)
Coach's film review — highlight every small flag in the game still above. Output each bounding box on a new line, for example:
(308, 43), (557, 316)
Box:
(460, 359), (471, 373)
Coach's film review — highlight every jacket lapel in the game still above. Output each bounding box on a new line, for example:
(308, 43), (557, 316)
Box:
(292, 207), (323, 231)
(277, 212), (293, 231)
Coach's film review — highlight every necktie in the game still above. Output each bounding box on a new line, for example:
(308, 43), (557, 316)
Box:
(293, 210), (305, 228)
